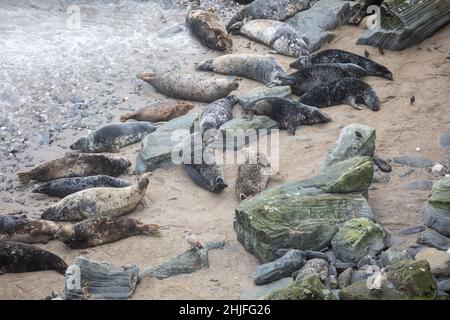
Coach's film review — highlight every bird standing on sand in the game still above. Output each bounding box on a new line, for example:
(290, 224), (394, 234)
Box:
(185, 230), (204, 249)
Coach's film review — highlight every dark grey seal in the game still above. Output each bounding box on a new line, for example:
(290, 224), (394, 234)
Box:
(0, 212), (28, 233)
(242, 97), (331, 135)
(31, 175), (131, 198)
(298, 78), (380, 111)
(70, 122), (158, 153)
(279, 63), (368, 96)
(290, 49), (393, 80)
(226, 0), (311, 32)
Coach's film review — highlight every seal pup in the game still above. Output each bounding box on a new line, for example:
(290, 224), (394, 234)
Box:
(0, 220), (61, 244)
(41, 173), (151, 222)
(31, 175), (131, 198)
(200, 95), (237, 140)
(17, 153), (131, 184)
(242, 97), (331, 135)
(226, 0), (311, 32)
(289, 49), (393, 80)
(0, 212), (28, 233)
(55, 216), (160, 249)
(279, 63), (368, 96)
(138, 71), (238, 103)
(0, 241), (67, 274)
(182, 133), (227, 193)
(197, 54), (292, 87)
(229, 19), (309, 57)
(186, 0), (232, 51)
(236, 149), (271, 201)
(299, 78), (380, 111)
(120, 101), (194, 122)
(70, 122), (158, 153)
(185, 230), (204, 249)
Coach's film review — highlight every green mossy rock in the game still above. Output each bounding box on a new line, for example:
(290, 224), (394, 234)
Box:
(424, 178), (450, 237)
(261, 274), (335, 300)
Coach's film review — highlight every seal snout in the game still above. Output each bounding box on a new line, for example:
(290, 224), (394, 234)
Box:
(137, 72), (156, 83)
(212, 178), (228, 193)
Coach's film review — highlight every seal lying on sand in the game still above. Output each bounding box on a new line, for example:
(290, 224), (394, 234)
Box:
(138, 71), (239, 103)
(229, 19), (309, 57)
(182, 134), (227, 193)
(41, 174), (151, 222)
(279, 63), (368, 96)
(120, 101), (194, 122)
(242, 97), (331, 135)
(0, 212), (28, 233)
(299, 78), (380, 111)
(0, 241), (67, 274)
(197, 54), (291, 87)
(186, 0), (232, 51)
(226, 0), (311, 32)
(236, 149), (271, 201)
(56, 216), (160, 249)
(0, 220), (61, 244)
(290, 49), (393, 80)
(31, 175), (131, 198)
(17, 153), (131, 185)
(200, 95), (237, 138)
(70, 122), (158, 153)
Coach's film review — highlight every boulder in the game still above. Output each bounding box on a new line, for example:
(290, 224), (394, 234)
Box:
(211, 116), (278, 150)
(331, 217), (391, 264)
(357, 0), (450, 51)
(252, 250), (305, 285)
(415, 248), (450, 277)
(237, 86), (292, 107)
(235, 156), (374, 262)
(338, 267), (353, 288)
(417, 229), (450, 251)
(240, 277), (294, 300)
(261, 274), (336, 300)
(351, 265), (380, 284)
(324, 123), (376, 167)
(437, 279), (450, 293)
(380, 248), (411, 267)
(424, 178), (450, 237)
(393, 155), (433, 168)
(65, 256), (139, 300)
(135, 112), (198, 172)
(286, 0), (356, 52)
(340, 260), (438, 300)
(295, 258), (329, 282)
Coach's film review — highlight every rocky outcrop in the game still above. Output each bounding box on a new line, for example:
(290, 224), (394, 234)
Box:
(235, 156), (374, 263)
(424, 177), (450, 237)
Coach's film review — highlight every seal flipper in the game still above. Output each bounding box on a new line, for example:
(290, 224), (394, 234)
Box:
(287, 120), (297, 136)
(347, 97), (364, 110)
(274, 75), (296, 86)
(228, 22), (243, 35)
(78, 201), (98, 218)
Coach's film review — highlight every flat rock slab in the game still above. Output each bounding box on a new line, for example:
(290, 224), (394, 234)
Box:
(393, 155), (433, 168)
(240, 277), (293, 300)
(65, 256), (139, 300)
(212, 116), (278, 150)
(135, 112), (198, 172)
(440, 131), (450, 150)
(403, 180), (434, 191)
(286, 0), (355, 52)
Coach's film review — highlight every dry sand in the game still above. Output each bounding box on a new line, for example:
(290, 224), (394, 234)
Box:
(1, 20), (449, 299)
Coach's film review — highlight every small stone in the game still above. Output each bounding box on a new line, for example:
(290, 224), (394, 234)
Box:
(393, 155), (433, 168)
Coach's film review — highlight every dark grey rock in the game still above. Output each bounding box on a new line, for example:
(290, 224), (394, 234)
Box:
(295, 258), (329, 282)
(403, 180), (433, 190)
(393, 156), (433, 168)
(240, 277), (294, 300)
(65, 256), (139, 300)
(351, 265), (380, 284)
(437, 279), (450, 293)
(399, 225), (426, 235)
(253, 249), (305, 285)
(417, 229), (450, 251)
(338, 267), (353, 288)
(380, 248), (411, 267)
(305, 250), (332, 263)
(356, 255), (381, 269)
(336, 260), (356, 271)
(373, 171), (390, 184)
(424, 203), (450, 238)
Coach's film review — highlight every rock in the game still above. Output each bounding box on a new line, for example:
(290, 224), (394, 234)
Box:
(399, 225), (426, 235)
(286, 0), (356, 52)
(331, 217), (391, 264)
(356, 256), (381, 269)
(424, 178), (450, 237)
(252, 250), (305, 285)
(240, 277), (294, 300)
(393, 155), (433, 168)
(261, 274), (336, 300)
(323, 123), (376, 168)
(211, 116), (278, 150)
(403, 180), (433, 190)
(340, 260), (438, 300)
(235, 156), (375, 263)
(135, 112), (198, 172)
(351, 265), (380, 284)
(417, 229), (450, 251)
(139, 241), (227, 280)
(373, 171), (390, 184)
(398, 168), (415, 177)
(440, 131), (450, 150)
(295, 258), (329, 282)
(335, 260), (356, 271)
(357, 0), (450, 51)
(338, 267), (353, 288)
(437, 279), (450, 293)
(325, 275), (339, 289)
(305, 250), (332, 264)
(415, 248), (450, 277)
(64, 256), (139, 300)
(237, 86), (292, 107)
(380, 248), (411, 267)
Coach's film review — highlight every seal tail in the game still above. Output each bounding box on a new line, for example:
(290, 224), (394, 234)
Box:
(226, 13), (242, 33)
(120, 113), (134, 122)
(17, 170), (36, 185)
(137, 72), (156, 84)
(141, 223), (161, 236)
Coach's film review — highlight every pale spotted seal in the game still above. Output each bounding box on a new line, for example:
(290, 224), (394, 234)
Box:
(200, 95), (237, 138)
(0, 220), (61, 244)
(236, 149), (271, 201)
(120, 101), (194, 122)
